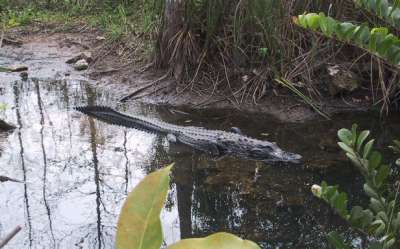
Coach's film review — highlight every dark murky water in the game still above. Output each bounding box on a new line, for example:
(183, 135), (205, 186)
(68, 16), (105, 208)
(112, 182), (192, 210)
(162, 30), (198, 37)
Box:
(1, 40), (400, 249)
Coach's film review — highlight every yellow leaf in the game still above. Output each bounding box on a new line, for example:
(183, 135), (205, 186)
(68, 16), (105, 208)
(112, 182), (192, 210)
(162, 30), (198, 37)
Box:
(168, 232), (261, 249)
(116, 164), (173, 249)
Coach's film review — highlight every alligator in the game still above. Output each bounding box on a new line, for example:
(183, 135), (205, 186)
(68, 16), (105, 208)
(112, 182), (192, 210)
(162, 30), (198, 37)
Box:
(75, 106), (302, 164)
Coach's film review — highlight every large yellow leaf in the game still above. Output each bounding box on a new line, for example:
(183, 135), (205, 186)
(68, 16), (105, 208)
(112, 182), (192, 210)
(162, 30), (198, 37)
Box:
(168, 232), (261, 249)
(116, 165), (173, 249)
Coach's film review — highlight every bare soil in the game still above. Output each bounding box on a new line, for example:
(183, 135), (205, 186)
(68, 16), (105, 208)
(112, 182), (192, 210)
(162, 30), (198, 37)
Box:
(2, 26), (372, 123)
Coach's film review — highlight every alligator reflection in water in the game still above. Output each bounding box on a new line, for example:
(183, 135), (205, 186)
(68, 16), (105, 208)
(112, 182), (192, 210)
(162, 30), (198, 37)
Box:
(0, 79), (400, 248)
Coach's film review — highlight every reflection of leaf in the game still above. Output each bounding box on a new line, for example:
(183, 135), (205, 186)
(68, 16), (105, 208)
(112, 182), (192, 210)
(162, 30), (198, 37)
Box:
(116, 165), (173, 249)
(0, 67), (11, 72)
(168, 232), (261, 249)
(0, 103), (7, 111)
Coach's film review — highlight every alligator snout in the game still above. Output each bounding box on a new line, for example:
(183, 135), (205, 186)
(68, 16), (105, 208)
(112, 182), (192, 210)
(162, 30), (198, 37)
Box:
(281, 151), (302, 164)
(269, 150), (302, 164)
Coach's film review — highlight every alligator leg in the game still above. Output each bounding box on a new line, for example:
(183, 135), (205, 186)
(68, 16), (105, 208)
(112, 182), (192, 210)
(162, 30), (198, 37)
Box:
(166, 133), (177, 143)
(208, 143), (221, 157)
(230, 127), (242, 134)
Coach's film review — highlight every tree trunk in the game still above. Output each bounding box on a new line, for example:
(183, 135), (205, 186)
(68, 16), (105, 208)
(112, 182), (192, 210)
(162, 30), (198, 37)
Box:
(156, 0), (185, 80)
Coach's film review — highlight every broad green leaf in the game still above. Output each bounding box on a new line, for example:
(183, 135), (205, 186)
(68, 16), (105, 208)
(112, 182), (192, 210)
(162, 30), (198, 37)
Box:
(391, 9), (400, 26)
(333, 192), (349, 217)
(357, 130), (370, 152)
(371, 219), (386, 235)
(375, 164), (390, 187)
(305, 13), (321, 30)
(377, 34), (395, 57)
(168, 232), (261, 249)
(370, 198), (384, 213)
(349, 206), (364, 222)
(360, 209), (374, 228)
(363, 139), (375, 158)
(116, 165), (173, 249)
(377, 211), (389, 223)
(338, 128), (352, 144)
(337, 22), (356, 41)
(368, 151), (381, 170)
(353, 24), (370, 44)
(338, 142), (355, 155)
(351, 124), (358, 146)
(364, 183), (379, 199)
(346, 152), (364, 169)
(297, 14), (307, 27)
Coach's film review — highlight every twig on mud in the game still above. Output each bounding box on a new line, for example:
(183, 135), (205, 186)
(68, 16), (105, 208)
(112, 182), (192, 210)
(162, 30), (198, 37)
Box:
(127, 85), (170, 101)
(195, 97), (228, 108)
(119, 72), (170, 102)
(0, 226), (22, 248)
(88, 69), (120, 78)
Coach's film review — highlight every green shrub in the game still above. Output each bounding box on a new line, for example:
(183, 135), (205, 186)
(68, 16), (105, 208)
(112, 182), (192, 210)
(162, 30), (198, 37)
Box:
(311, 125), (400, 249)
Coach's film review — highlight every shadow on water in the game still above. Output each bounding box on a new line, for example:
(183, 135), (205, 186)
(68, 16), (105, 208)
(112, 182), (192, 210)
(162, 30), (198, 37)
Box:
(0, 78), (400, 249)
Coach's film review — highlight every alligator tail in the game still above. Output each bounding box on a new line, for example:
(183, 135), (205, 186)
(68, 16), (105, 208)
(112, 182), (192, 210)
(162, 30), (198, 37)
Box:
(74, 106), (170, 134)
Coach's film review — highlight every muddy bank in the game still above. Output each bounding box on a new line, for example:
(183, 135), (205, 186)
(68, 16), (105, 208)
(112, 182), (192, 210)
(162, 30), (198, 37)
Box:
(2, 28), (372, 123)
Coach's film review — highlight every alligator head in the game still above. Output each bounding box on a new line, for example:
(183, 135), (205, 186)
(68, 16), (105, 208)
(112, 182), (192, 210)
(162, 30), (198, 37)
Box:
(249, 143), (302, 164)
(219, 136), (302, 164)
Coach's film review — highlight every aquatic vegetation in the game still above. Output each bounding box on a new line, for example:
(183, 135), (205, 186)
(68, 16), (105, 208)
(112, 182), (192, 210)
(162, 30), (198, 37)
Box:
(311, 125), (400, 249)
(116, 164), (260, 249)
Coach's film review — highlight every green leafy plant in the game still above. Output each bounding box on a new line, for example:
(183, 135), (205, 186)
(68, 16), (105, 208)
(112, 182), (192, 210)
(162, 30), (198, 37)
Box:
(294, 1), (400, 112)
(353, 0), (400, 29)
(294, 13), (400, 66)
(116, 164), (261, 249)
(311, 124), (400, 249)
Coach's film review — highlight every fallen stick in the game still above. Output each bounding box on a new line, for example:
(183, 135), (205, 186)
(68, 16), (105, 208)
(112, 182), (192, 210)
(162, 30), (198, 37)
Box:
(0, 226), (22, 248)
(119, 72), (170, 102)
(2, 38), (23, 47)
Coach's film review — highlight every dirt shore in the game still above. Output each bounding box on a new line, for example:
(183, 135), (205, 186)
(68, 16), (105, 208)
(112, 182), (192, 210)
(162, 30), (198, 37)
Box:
(1, 27), (371, 123)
